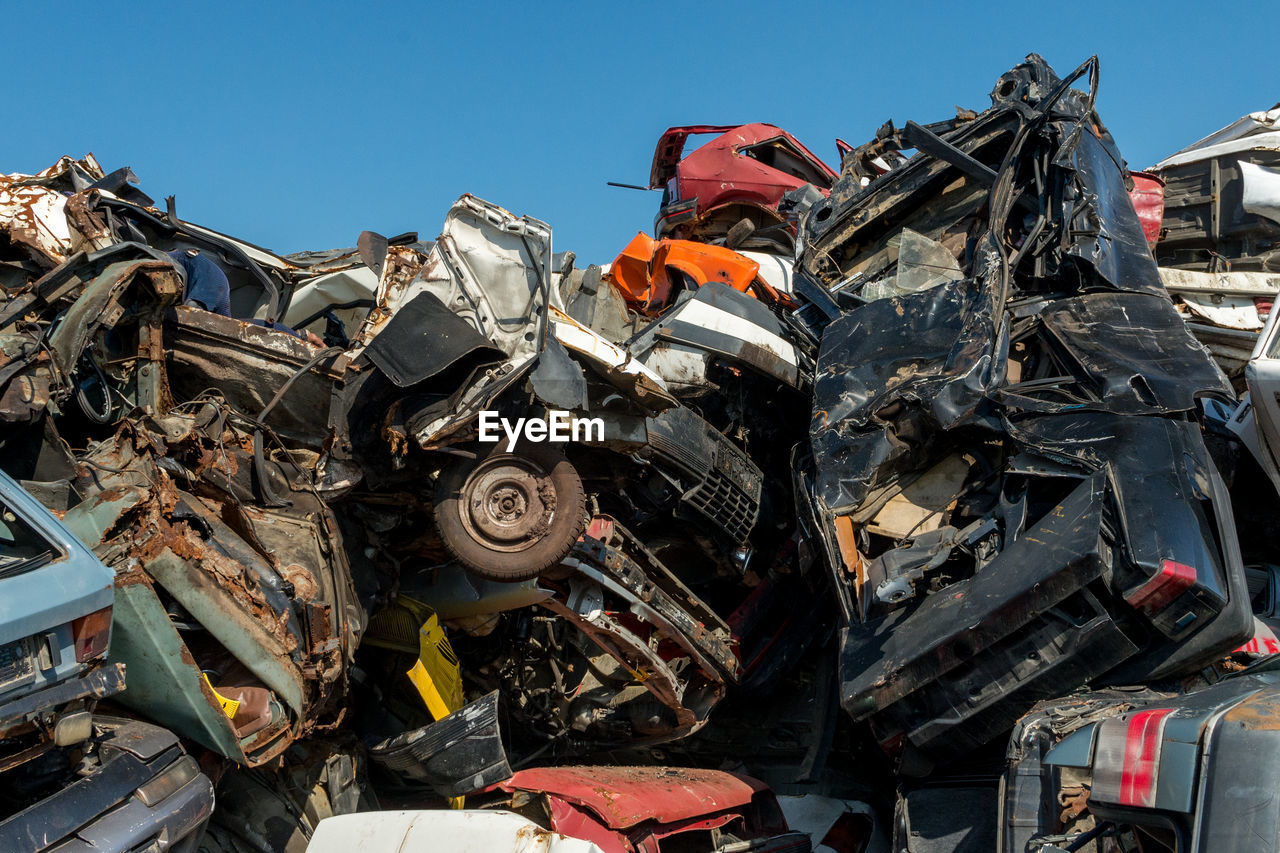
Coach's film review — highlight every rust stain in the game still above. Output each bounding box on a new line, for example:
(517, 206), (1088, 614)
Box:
(1223, 693), (1280, 731)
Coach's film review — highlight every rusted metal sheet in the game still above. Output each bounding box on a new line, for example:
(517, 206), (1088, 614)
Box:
(1222, 689), (1280, 730)
(165, 305), (342, 449)
(0, 156), (106, 267)
(54, 400), (363, 766)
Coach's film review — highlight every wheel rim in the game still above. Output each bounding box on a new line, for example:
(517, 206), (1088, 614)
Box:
(457, 455), (558, 554)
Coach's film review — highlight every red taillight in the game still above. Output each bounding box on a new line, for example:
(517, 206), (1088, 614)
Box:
(1119, 709), (1172, 807)
(1125, 559), (1196, 614)
(71, 607), (112, 662)
(1256, 297), (1272, 321)
(1093, 707), (1174, 808)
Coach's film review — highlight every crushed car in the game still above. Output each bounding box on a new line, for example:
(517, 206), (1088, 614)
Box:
(324, 195), (826, 760)
(999, 659), (1280, 852)
(0, 163), (368, 768)
(795, 54), (1251, 771)
(0, 147), (832, 835)
(4, 49), (1280, 853)
(1149, 104), (1280, 382)
(0, 469), (213, 853)
(648, 123), (837, 251)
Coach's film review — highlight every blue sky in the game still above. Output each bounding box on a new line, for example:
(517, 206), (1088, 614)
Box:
(4, 1), (1275, 265)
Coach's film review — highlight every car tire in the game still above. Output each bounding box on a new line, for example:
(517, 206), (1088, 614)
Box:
(434, 442), (586, 582)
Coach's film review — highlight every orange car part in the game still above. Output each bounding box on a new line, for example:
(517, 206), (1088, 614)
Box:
(608, 232), (786, 316)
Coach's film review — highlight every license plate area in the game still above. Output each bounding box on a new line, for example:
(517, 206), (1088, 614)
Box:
(0, 638), (35, 694)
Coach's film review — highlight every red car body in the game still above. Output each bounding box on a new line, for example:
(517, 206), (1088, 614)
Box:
(496, 766), (807, 853)
(648, 124), (837, 242)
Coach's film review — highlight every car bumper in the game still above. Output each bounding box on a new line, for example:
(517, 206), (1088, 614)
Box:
(0, 663), (126, 730)
(0, 717), (213, 853)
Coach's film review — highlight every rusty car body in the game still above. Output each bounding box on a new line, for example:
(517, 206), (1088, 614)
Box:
(4, 51), (1280, 853)
(0, 154), (831, 805)
(0, 470), (213, 853)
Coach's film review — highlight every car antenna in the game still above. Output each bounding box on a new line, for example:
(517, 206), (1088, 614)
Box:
(606, 182), (657, 191)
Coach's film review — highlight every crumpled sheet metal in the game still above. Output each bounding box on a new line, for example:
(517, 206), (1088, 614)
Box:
(0, 334), (56, 423)
(840, 475), (1113, 708)
(0, 244), (184, 427)
(538, 521), (737, 745)
(1057, 125), (1171, 299)
(48, 259), (182, 372)
(349, 243), (438, 355)
(547, 306), (675, 409)
(351, 195), (559, 366)
(1028, 291), (1232, 414)
(62, 413), (363, 765)
(282, 264), (380, 339)
(811, 274), (1000, 514)
(0, 155), (106, 266)
(800, 55), (1250, 765)
(165, 304), (341, 450)
(806, 54), (1231, 515)
(1155, 105), (1280, 171)
(626, 279), (811, 398)
(1160, 267), (1280, 332)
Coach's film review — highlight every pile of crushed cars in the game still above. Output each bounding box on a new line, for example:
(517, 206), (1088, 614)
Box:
(3, 53), (1280, 853)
